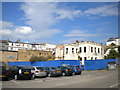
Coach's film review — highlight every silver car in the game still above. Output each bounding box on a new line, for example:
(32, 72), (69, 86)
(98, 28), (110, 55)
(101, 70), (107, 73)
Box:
(31, 66), (47, 77)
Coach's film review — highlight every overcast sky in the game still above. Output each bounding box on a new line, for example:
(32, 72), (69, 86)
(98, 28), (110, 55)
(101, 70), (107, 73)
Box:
(1, 2), (118, 45)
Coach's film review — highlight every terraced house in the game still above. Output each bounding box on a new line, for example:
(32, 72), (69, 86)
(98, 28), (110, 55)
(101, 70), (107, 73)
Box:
(0, 39), (56, 62)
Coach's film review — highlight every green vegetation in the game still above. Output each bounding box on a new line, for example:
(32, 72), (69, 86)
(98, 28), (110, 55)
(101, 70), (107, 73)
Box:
(104, 49), (120, 59)
(29, 56), (55, 63)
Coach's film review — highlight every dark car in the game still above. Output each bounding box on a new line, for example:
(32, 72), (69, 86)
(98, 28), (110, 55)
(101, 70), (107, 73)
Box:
(44, 67), (62, 77)
(68, 65), (82, 75)
(0, 66), (11, 80)
(9, 66), (35, 80)
(57, 66), (74, 76)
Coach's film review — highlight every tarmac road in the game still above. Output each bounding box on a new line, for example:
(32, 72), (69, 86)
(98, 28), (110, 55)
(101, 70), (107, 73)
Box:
(2, 69), (119, 88)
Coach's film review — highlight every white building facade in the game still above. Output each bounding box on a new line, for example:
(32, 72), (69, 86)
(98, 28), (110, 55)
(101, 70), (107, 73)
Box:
(55, 41), (104, 65)
(106, 37), (120, 46)
(1, 40), (56, 54)
(78, 41), (104, 65)
(105, 37), (120, 55)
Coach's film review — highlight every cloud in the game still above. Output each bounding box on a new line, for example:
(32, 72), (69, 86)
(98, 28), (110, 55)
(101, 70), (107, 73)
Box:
(0, 21), (14, 29)
(1, 21), (62, 41)
(15, 26), (34, 34)
(64, 30), (101, 37)
(20, 2), (82, 28)
(84, 4), (118, 17)
(56, 10), (83, 20)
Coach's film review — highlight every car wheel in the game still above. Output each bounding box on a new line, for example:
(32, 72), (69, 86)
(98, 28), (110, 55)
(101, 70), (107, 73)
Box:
(31, 74), (35, 80)
(14, 75), (18, 80)
(48, 73), (51, 77)
(62, 72), (65, 76)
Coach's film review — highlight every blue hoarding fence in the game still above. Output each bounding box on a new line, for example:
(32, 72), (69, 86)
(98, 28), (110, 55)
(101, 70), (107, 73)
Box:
(8, 59), (116, 71)
(31, 60), (80, 67)
(8, 60), (81, 67)
(84, 59), (116, 70)
(8, 61), (31, 66)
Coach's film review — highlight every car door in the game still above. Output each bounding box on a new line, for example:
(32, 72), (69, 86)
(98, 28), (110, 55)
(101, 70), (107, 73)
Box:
(9, 66), (19, 78)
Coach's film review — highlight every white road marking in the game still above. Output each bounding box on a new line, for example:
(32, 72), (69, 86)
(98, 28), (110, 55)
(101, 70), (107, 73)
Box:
(110, 83), (120, 88)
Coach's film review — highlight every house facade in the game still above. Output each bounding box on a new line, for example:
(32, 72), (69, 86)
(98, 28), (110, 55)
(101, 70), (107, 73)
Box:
(105, 37), (120, 55)
(1, 40), (56, 53)
(55, 41), (104, 65)
(78, 41), (104, 65)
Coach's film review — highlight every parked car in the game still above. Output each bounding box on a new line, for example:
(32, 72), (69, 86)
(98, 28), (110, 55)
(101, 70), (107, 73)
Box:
(44, 67), (62, 77)
(9, 66), (35, 80)
(31, 66), (47, 77)
(0, 66), (11, 80)
(67, 65), (82, 75)
(57, 66), (74, 76)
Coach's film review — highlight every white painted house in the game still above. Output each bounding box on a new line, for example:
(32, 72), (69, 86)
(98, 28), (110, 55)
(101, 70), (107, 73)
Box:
(106, 37), (120, 46)
(31, 43), (56, 54)
(55, 40), (104, 65)
(78, 41), (104, 65)
(1, 40), (56, 54)
(105, 37), (120, 55)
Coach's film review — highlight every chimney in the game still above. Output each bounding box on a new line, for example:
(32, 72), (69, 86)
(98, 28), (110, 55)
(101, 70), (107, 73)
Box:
(75, 40), (79, 44)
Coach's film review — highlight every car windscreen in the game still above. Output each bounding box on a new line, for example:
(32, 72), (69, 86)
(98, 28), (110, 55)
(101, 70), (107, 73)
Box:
(36, 67), (44, 70)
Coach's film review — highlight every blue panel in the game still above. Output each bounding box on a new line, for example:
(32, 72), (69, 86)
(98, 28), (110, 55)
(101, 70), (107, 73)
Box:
(31, 60), (81, 67)
(8, 61), (31, 66)
(84, 59), (116, 70)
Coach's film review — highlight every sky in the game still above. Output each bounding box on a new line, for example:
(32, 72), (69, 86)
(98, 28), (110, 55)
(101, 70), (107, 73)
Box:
(1, 2), (118, 45)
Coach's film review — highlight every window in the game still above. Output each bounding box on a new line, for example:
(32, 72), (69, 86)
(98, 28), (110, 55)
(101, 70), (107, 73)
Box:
(95, 47), (96, 53)
(91, 47), (93, 52)
(76, 49), (78, 53)
(79, 47), (82, 53)
(44, 53), (46, 55)
(95, 57), (97, 60)
(11, 48), (13, 50)
(66, 48), (68, 54)
(7, 56), (15, 58)
(39, 53), (41, 55)
(32, 45), (35, 48)
(12, 43), (13, 46)
(101, 48), (102, 55)
(98, 48), (100, 53)
(91, 57), (93, 60)
(84, 47), (86, 52)
(80, 57), (82, 61)
(72, 48), (74, 53)
(84, 57), (87, 60)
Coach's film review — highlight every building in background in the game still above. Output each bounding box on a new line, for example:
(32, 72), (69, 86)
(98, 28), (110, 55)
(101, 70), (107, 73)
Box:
(106, 37), (120, 46)
(0, 40), (9, 51)
(105, 37), (120, 56)
(0, 51), (18, 62)
(78, 41), (104, 65)
(31, 43), (56, 54)
(55, 40), (104, 65)
(0, 39), (56, 62)
(17, 49), (54, 61)
(0, 39), (56, 53)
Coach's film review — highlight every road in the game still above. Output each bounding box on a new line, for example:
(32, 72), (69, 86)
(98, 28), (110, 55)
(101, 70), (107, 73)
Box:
(2, 70), (119, 88)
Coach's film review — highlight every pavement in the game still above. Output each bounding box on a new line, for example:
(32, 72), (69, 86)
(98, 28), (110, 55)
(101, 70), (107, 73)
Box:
(1, 69), (119, 88)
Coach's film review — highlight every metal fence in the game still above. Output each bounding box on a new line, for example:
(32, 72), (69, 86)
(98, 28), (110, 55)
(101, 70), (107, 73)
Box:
(84, 59), (116, 70)
(8, 59), (116, 70)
